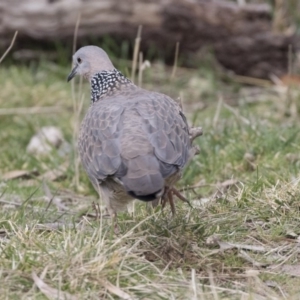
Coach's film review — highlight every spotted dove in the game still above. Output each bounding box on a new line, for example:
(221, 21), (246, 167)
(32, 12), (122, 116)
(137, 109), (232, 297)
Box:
(67, 46), (198, 219)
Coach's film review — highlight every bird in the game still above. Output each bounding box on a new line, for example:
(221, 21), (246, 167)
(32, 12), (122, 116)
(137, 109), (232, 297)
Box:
(67, 45), (198, 221)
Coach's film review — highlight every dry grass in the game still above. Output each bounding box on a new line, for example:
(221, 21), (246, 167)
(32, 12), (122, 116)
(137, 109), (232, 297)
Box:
(1, 50), (300, 299)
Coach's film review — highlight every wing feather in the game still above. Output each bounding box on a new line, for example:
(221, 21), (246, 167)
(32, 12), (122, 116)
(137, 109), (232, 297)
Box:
(135, 91), (190, 178)
(78, 101), (125, 181)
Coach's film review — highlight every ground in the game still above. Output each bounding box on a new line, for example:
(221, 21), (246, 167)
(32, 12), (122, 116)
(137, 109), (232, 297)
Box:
(1, 50), (300, 299)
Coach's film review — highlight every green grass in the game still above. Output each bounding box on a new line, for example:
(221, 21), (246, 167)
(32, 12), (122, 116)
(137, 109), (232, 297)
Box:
(1, 55), (300, 299)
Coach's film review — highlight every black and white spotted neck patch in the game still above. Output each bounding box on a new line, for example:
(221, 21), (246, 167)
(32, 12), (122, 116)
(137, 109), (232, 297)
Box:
(90, 69), (132, 103)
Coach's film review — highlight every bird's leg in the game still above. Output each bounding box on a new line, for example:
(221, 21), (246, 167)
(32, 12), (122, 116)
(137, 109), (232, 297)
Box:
(154, 186), (191, 215)
(161, 186), (169, 209)
(167, 189), (176, 216)
(160, 186), (176, 216)
(171, 187), (193, 208)
(171, 187), (188, 203)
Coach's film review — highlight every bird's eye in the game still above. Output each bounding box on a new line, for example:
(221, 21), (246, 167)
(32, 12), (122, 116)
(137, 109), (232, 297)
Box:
(77, 57), (82, 64)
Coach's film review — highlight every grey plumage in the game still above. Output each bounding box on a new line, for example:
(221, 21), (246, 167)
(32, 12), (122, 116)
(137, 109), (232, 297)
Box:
(68, 46), (194, 217)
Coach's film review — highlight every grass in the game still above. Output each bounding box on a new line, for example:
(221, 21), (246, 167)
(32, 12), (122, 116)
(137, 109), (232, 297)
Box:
(1, 50), (300, 299)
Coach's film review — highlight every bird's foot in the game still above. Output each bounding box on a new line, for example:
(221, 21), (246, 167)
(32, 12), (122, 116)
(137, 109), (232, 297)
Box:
(161, 187), (175, 216)
(171, 187), (192, 207)
(161, 187), (192, 216)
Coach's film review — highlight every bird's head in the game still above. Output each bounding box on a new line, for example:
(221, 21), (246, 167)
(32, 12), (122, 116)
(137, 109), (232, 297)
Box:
(67, 46), (115, 82)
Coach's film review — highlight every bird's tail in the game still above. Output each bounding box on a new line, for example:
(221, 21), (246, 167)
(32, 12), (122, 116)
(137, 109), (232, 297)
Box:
(121, 155), (164, 202)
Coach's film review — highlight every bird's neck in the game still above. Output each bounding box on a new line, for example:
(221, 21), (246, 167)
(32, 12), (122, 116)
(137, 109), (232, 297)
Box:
(90, 69), (132, 103)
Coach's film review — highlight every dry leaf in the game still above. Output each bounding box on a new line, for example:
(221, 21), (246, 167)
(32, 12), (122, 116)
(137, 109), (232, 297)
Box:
(2, 170), (29, 180)
(2, 169), (39, 181)
(32, 272), (77, 300)
(1, 170), (37, 180)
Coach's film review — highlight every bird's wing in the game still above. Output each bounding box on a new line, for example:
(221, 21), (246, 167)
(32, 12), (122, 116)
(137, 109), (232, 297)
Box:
(135, 91), (191, 178)
(78, 101), (126, 183)
(79, 91), (190, 184)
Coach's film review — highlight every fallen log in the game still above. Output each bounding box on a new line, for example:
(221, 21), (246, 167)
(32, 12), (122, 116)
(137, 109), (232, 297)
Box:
(0, 0), (298, 78)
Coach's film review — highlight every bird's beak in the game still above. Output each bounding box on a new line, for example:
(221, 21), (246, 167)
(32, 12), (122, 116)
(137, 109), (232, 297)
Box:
(67, 65), (78, 82)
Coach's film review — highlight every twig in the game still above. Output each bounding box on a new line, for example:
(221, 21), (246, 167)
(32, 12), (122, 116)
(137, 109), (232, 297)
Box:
(213, 96), (223, 129)
(71, 13), (83, 190)
(178, 93), (183, 110)
(0, 31), (18, 64)
(73, 93), (85, 189)
(131, 25), (142, 83)
(179, 184), (211, 192)
(171, 42), (180, 80)
(0, 199), (22, 206)
(73, 13), (81, 55)
(285, 44), (293, 116)
(223, 103), (251, 125)
(230, 74), (272, 87)
(138, 51), (143, 87)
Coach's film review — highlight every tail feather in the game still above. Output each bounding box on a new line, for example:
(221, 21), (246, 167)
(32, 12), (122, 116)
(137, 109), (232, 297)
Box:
(120, 155), (164, 202)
